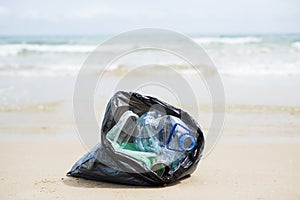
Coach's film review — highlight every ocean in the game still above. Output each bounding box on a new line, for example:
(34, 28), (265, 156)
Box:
(0, 34), (300, 116)
(0, 34), (300, 77)
(0, 34), (299, 142)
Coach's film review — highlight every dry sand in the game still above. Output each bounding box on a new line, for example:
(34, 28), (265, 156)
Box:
(0, 139), (299, 200)
(0, 102), (300, 199)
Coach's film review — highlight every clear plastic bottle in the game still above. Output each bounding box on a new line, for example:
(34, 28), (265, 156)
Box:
(134, 111), (164, 154)
(106, 111), (157, 168)
(134, 111), (196, 170)
(134, 112), (196, 153)
(162, 116), (196, 152)
(106, 110), (196, 175)
(106, 110), (139, 148)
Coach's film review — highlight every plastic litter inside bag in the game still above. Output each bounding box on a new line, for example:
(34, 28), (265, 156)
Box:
(67, 91), (205, 186)
(106, 109), (198, 176)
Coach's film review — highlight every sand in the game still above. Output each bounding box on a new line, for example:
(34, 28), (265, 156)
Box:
(0, 75), (300, 199)
(0, 138), (299, 200)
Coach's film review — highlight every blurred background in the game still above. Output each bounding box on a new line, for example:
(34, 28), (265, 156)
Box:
(0, 1), (300, 199)
(0, 0), (299, 139)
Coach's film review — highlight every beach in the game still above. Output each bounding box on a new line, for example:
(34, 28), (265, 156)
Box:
(0, 80), (299, 199)
(0, 133), (299, 199)
(0, 34), (300, 199)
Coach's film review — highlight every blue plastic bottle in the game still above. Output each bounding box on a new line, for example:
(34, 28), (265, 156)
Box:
(134, 111), (196, 169)
(165, 116), (196, 152)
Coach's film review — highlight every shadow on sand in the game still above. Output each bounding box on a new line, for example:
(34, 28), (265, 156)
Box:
(62, 175), (190, 189)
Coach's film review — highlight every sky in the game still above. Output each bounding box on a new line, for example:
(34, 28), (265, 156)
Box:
(0, 0), (299, 35)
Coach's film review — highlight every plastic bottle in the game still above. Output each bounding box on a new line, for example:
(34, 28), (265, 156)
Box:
(134, 112), (196, 153)
(134, 111), (163, 154)
(106, 110), (157, 168)
(163, 116), (196, 152)
(106, 110), (196, 175)
(134, 111), (196, 172)
(106, 110), (139, 148)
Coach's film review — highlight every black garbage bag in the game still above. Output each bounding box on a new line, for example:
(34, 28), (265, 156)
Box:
(67, 91), (205, 186)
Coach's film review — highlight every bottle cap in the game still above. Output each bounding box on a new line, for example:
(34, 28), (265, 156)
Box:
(179, 134), (195, 151)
